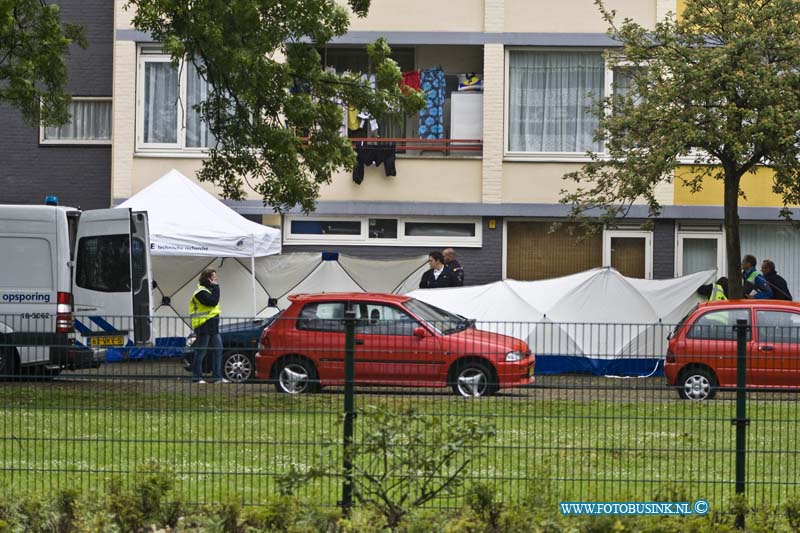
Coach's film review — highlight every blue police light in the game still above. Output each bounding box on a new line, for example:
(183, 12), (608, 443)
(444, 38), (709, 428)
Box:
(45, 196), (59, 206)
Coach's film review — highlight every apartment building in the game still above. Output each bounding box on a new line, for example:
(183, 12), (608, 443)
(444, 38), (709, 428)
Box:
(111, 0), (800, 291)
(0, 0), (113, 210)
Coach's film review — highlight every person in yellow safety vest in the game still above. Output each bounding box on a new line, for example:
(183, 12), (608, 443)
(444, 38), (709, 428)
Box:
(697, 276), (728, 301)
(742, 255), (773, 299)
(189, 269), (225, 384)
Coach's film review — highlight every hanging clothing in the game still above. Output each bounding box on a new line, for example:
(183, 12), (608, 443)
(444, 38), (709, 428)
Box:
(401, 70), (421, 92)
(353, 142), (397, 184)
(348, 107), (361, 130)
(419, 67), (445, 139)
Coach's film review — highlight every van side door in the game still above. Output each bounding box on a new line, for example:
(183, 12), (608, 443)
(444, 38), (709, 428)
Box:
(72, 209), (153, 350)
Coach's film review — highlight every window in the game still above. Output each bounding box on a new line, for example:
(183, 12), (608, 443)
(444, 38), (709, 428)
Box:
(757, 311), (800, 344)
(353, 303), (418, 336)
(0, 237), (52, 289)
(603, 230), (653, 279)
(75, 235), (131, 293)
(741, 223), (800, 301)
(283, 216), (482, 247)
(505, 221), (602, 280)
(675, 226), (725, 277)
(296, 302), (345, 332)
(41, 98), (112, 144)
(507, 50), (607, 155)
(137, 47), (216, 151)
(688, 309), (750, 341)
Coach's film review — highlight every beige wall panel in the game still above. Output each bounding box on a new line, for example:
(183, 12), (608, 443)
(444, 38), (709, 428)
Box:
(129, 159), (262, 202)
(504, 0), (656, 33)
(112, 40), (137, 200)
(344, 0), (484, 32)
(415, 46), (483, 73)
(115, 0), (135, 30)
(502, 162), (590, 203)
(319, 159), (482, 203)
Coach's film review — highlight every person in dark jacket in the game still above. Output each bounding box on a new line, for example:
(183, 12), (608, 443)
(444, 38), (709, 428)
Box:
(442, 248), (464, 287)
(189, 269), (225, 383)
(419, 251), (453, 289)
(761, 259), (793, 301)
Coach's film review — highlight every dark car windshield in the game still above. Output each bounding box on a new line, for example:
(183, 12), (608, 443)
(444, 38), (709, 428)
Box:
(404, 298), (474, 335)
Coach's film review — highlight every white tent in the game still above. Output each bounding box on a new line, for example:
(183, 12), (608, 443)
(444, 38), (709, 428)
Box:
(117, 169), (281, 319)
(151, 252), (428, 338)
(408, 268), (716, 376)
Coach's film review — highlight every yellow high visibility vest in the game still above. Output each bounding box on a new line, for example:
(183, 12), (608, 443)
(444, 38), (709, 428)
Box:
(189, 285), (221, 329)
(709, 283), (727, 301)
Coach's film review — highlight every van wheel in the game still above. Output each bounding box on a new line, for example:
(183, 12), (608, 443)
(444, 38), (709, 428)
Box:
(451, 361), (498, 397)
(223, 351), (254, 383)
(274, 356), (319, 394)
(678, 366), (718, 401)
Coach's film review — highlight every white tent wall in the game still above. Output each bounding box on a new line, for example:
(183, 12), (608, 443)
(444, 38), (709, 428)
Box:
(409, 268), (716, 376)
(150, 253), (430, 338)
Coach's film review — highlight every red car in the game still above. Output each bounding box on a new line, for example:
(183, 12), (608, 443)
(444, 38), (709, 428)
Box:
(665, 300), (800, 400)
(255, 293), (534, 397)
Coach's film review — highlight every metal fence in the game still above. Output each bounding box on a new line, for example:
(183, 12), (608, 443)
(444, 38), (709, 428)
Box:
(1, 312), (799, 513)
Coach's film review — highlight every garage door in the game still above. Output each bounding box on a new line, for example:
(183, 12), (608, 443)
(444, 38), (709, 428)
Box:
(506, 221), (602, 280)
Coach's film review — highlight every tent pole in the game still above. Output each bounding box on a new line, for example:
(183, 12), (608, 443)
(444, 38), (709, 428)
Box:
(251, 254), (257, 319)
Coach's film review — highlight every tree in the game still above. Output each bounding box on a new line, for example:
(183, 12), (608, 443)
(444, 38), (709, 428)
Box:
(0, 0), (85, 126)
(561, 0), (800, 297)
(127, 0), (425, 213)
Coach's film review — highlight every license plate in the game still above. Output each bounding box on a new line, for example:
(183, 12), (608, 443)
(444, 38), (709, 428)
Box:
(527, 365), (534, 378)
(88, 335), (125, 347)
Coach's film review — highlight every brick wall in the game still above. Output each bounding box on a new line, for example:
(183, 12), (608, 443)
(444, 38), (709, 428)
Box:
(0, 0), (113, 209)
(653, 219), (675, 279)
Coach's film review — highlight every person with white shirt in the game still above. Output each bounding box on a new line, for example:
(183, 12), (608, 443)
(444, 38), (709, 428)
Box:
(419, 251), (454, 289)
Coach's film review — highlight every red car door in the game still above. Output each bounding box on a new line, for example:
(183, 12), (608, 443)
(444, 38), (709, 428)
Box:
(350, 302), (443, 386)
(683, 307), (752, 388)
(754, 309), (800, 388)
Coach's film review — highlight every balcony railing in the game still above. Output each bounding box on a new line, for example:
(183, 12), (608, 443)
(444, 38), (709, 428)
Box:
(349, 137), (482, 157)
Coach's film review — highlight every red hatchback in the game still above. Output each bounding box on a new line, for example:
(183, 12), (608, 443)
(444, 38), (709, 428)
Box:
(665, 300), (800, 400)
(255, 293), (534, 397)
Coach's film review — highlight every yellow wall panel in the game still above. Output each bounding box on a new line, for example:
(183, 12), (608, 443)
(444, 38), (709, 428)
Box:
(674, 166), (799, 207)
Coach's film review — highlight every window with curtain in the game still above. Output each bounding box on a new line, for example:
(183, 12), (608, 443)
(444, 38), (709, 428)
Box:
(741, 223), (800, 300)
(508, 50), (605, 153)
(138, 50), (215, 150)
(42, 99), (112, 143)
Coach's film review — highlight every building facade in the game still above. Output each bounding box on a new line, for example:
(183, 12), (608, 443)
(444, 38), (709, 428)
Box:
(0, 0), (113, 210)
(110, 0), (800, 292)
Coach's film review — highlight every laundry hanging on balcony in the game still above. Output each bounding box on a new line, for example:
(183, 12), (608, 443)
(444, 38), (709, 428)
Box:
(352, 141), (397, 183)
(419, 66), (445, 139)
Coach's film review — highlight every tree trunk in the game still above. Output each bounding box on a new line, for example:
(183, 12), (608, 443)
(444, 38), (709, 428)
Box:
(724, 171), (743, 298)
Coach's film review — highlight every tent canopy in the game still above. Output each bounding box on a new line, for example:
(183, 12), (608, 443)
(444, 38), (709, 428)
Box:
(408, 267), (716, 376)
(117, 169), (281, 257)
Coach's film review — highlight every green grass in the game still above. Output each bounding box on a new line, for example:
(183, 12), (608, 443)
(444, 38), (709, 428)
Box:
(0, 379), (798, 509)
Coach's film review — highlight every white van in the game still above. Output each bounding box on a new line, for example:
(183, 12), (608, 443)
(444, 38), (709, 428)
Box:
(0, 205), (153, 375)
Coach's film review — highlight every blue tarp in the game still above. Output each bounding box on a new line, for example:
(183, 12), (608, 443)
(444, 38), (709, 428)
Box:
(535, 355), (664, 377)
(105, 337), (186, 362)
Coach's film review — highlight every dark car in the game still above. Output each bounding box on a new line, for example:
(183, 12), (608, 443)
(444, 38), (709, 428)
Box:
(183, 314), (280, 382)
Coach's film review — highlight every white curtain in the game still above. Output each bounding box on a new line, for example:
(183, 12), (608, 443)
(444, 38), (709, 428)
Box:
(508, 51), (604, 152)
(682, 238), (718, 275)
(186, 61), (215, 148)
(143, 61), (178, 144)
(741, 223), (800, 298)
(44, 100), (111, 141)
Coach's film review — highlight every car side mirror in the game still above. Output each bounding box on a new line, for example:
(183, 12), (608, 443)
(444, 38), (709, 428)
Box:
(413, 327), (427, 339)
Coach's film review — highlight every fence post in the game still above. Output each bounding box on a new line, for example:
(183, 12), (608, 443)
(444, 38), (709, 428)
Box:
(733, 318), (749, 530)
(340, 304), (357, 516)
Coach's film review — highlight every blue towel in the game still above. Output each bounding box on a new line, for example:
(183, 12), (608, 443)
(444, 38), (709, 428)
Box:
(419, 67), (445, 139)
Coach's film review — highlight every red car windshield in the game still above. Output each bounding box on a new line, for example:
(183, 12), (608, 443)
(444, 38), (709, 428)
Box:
(404, 298), (473, 335)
